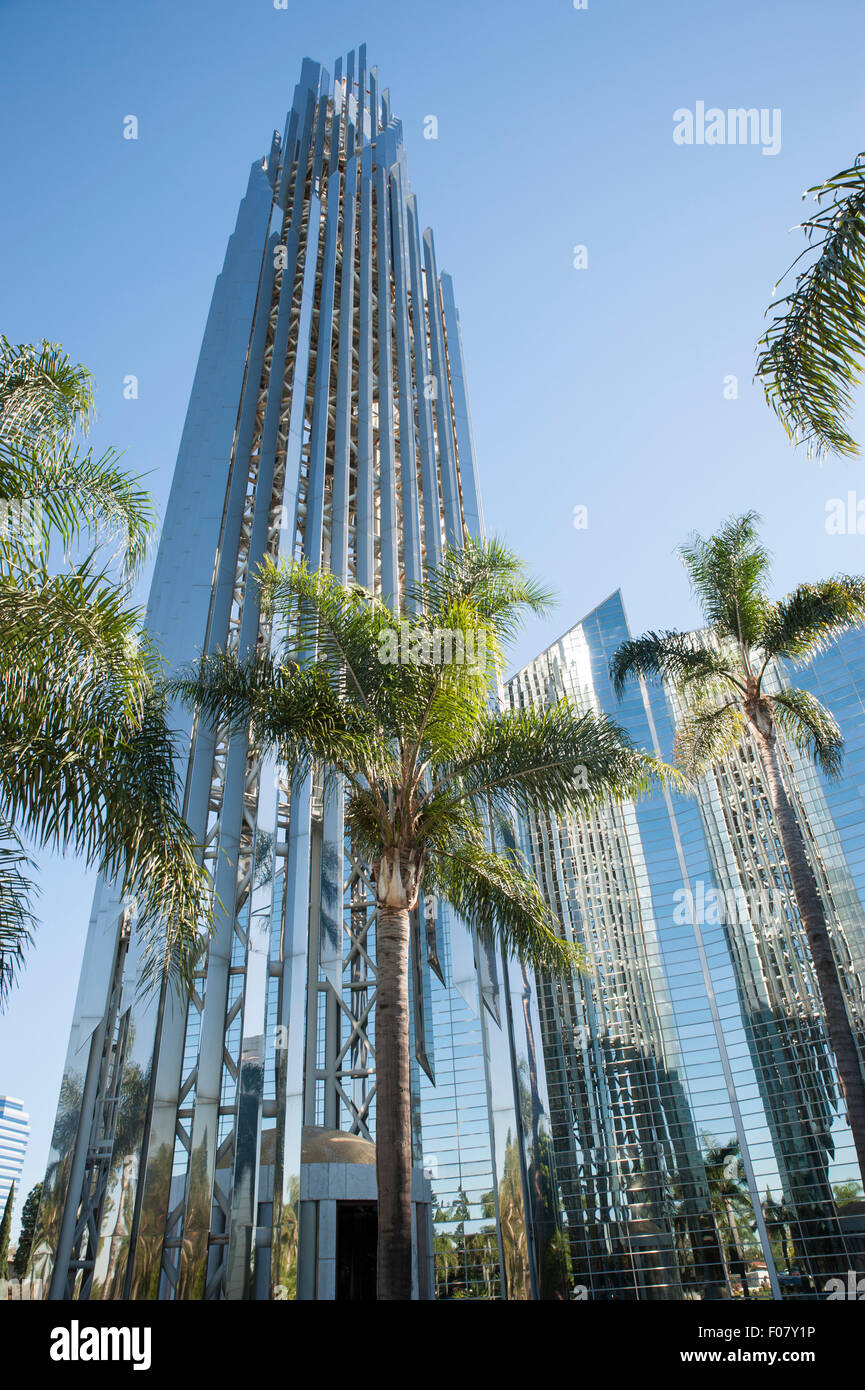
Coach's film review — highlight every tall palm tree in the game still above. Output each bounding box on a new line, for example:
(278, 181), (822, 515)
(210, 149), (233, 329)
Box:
(172, 539), (667, 1300)
(610, 512), (865, 1186)
(702, 1140), (759, 1296)
(763, 1188), (794, 1272)
(0, 337), (210, 994)
(756, 152), (865, 459)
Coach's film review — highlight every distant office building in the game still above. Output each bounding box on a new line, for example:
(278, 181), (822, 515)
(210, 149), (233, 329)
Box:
(0, 1096), (29, 1214)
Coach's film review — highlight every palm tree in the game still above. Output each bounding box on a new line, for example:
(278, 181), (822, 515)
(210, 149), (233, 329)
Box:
(0, 337), (210, 994)
(172, 539), (667, 1299)
(756, 152), (865, 459)
(610, 512), (865, 1186)
(702, 1140), (759, 1295)
(763, 1188), (794, 1272)
(102, 1056), (151, 1295)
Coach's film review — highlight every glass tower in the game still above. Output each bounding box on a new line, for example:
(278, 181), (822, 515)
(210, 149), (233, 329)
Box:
(30, 52), (865, 1303)
(30, 50), (521, 1302)
(506, 594), (865, 1299)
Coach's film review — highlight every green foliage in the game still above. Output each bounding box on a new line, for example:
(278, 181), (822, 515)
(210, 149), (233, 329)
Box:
(0, 339), (210, 998)
(673, 694), (746, 781)
(756, 153), (865, 458)
(611, 512), (865, 780)
(771, 688), (844, 778)
(611, 630), (741, 700)
(680, 512), (772, 646)
(0, 1181), (14, 1271)
(0, 820), (36, 1003)
(0, 337), (93, 442)
(173, 540), (671, 974)
(0, 335), (153, 577)
(832, 1180), (864, 1206)
(760, 577), (865, 662)
(13, 1181), (41, 1278)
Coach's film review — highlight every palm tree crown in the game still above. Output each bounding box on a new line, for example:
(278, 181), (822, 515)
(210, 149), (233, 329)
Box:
(172, 537), (672, 1299)
(0, 339), (209, 998)
(174, 540), (666, 971)
(756, 152), (865, 459)
(610, 512), (865, 780)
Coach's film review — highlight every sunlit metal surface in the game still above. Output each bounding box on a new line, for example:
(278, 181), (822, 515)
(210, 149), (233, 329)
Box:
(36, 50), (510, 1302)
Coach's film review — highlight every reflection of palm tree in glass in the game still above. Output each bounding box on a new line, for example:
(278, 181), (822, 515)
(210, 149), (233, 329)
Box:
(27, 1071), (84, 1285)
(433, 1187), (498, 1299)
(498, 1131), (530, 1299)
(763, 1188), (795, 1272)
(519, 965), (570, 1299)
(124, 1141), (174, 1300)
(101, 1057), (151, 1296)
(703, 1139), (760, 1296)
(273, 1175), (300, 1300)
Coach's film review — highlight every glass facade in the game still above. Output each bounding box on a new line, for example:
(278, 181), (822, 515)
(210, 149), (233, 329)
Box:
(506, 594), (865, 1299)
(27, 51), (865, 1304)
(29, 50), (513, 1302)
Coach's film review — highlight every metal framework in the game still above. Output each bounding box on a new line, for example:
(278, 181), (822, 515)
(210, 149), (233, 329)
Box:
(32, 49), (490, 1303)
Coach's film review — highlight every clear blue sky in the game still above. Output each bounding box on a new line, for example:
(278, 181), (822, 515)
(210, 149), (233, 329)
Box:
(1, 0), (864, 1231)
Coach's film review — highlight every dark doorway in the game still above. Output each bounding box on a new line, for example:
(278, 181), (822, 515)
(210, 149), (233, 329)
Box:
(336, 1201), (378, 1300)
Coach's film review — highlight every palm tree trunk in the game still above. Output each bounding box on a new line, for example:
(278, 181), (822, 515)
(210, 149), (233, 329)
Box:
(375, 904), (413, 1299)
(753, 726), (865, 1185)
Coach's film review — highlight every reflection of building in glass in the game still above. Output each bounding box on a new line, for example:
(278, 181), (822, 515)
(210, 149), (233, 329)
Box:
(682, 636), (865, 1290)
(30, 50), (513, 1302)
(506, 595), (865, 1299)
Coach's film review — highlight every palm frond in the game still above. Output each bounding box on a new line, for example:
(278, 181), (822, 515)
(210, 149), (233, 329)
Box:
(261, 558), (410, 721)
(426, 701), (676, 829)
(98, 693), (211, 995)
(426, 834), (580, 973)
(0, 438), (153, 578)
(610, 629), (742, 698)
(759, 577), (865, 664)
(0, 553), (145, 647)
(673, 695), (746, 779)
(679, 512), (771, 643)
(169, 649), (394, 786)
(409, 536), (553, 645)
(756, 153), (865, 459)
(770, 687), (844, 778)
(0, 336), (94, 445)
(0, 566), (210, 993)
(260, 557), (496, 751)
(0, 821), (37, 1007)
